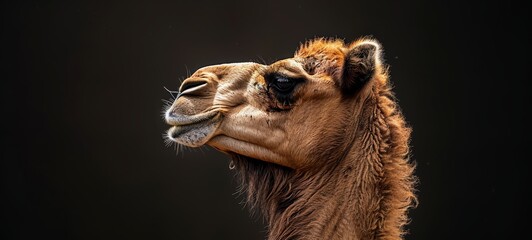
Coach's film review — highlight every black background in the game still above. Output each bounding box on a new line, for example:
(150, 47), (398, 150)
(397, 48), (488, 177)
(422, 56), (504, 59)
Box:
(1, 0), (529, 239)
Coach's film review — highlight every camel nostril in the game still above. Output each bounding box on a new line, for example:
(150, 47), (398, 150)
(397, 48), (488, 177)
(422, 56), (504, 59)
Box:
(179, 80), (208, 95)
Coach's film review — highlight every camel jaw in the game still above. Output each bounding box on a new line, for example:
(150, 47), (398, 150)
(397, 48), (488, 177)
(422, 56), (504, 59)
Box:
(165, 110), (221, 147)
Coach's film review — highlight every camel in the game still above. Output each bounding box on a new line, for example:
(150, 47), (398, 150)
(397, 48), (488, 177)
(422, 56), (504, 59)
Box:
(164, 37), (417, 240)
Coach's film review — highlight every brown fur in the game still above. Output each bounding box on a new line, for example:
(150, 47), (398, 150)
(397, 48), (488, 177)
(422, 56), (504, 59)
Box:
(231, 72), (416, 239)
(165, 38), (417, 239)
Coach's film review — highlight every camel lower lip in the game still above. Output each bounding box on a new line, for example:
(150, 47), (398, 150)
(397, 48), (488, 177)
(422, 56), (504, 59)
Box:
(169, 118), (212, 138)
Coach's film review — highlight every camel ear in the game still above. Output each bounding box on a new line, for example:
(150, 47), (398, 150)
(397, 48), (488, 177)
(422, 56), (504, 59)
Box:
(341, 41), (380, 94)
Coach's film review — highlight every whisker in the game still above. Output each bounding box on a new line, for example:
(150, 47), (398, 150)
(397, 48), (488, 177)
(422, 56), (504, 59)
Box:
(199, 145), (206, 155)
(163, 86), (180, 99)
(185, 65), (190, 77)
(164, 139), (173, 148)
(256, 55), (267, 65)
(176, 143), (186, 157)
(161, 100), (173, 118)
(161, 99), (173, 105)
(178, 76), (185, 85)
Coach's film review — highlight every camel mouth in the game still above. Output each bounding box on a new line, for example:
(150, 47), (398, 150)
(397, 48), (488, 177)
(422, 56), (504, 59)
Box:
(166, 111), (221, 147)
(165, 110), (219, 126)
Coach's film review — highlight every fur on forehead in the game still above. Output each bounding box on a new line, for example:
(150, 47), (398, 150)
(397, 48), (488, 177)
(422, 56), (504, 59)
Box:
(295, 38), (347, 80)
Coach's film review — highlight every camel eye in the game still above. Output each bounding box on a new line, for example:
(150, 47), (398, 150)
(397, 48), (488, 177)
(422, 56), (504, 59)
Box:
(271, 76), (297, 94)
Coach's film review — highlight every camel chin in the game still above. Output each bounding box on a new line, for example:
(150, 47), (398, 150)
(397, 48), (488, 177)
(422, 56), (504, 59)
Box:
(165, 111), (222, 147)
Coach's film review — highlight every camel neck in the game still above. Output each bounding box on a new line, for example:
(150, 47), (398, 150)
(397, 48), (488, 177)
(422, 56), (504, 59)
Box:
(231, 116), (385, 239)
(264, 138), (383, 240)
(231, 86), (415, 240)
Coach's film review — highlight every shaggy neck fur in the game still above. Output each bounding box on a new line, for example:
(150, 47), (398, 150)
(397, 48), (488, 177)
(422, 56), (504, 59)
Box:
(231, 80), (416, 240)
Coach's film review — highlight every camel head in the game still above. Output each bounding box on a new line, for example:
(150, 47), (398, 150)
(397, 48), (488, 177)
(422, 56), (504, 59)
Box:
(165, 38), (383, 169)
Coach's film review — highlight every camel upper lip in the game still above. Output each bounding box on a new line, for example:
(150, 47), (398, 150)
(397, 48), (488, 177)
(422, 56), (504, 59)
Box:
(165, 110), (219, 126)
